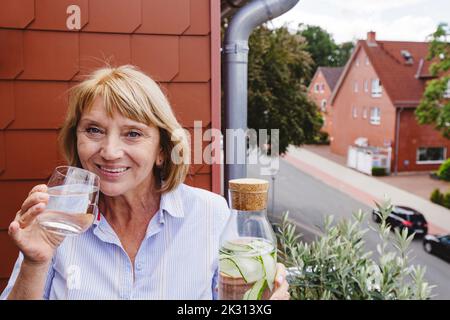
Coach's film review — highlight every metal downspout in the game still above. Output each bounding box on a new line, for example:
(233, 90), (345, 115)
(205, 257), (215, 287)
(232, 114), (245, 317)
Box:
(394, 107), (404, 175)
(223, 0), (300, 196)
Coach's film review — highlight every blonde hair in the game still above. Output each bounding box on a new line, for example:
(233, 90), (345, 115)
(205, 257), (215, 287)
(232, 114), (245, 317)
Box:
(59, 65), (190, 193)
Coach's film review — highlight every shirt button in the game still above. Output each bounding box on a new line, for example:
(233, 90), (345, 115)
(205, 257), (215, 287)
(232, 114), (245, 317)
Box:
(136, 263), (143, 271)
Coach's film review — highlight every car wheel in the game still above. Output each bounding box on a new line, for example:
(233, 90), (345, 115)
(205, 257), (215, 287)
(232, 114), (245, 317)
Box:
(424, 242), (433, 253)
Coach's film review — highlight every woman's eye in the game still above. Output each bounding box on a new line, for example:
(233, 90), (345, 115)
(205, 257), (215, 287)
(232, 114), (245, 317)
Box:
(127, 131), (142, 138)
(86, 127), (103, 135)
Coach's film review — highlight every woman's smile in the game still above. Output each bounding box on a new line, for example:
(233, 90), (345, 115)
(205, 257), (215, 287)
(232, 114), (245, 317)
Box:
(95, 164), (131, 179)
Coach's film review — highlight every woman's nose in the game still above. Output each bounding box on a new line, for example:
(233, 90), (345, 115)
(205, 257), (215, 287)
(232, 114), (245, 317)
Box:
(99, 136), (124, 160)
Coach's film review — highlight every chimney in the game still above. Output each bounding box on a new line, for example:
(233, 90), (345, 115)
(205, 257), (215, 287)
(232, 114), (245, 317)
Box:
(367, 31), (377, 47)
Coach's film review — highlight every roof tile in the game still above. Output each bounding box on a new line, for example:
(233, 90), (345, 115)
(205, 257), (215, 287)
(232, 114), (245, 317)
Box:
(131, 35), (179, 81)
(0, 81), (15, 129)
(0, 132), (5, 175)
(83, 0), (141, 33)
(166, 82), (211, 127)
(29, 0), (89, 31)
(173, 36), (210, 82)
(0, 29), (24, 79)
(0, 131), (58, 180)
(184, 0), (210, 35)
(361, 40), (429, 104)
(185, 173), (211, 191)
(18, 31), (79, 81)
(319, 67), (344, 91)
(0, 0), (34, 29)
(0, 180), (47, 229)
(76, 33), (131, 80)
(9, 81), (68, 129)
(135, 0), (190, 35)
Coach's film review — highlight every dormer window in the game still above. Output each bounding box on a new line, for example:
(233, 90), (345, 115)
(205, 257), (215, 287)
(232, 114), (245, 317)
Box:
(401, 50), (413, 64)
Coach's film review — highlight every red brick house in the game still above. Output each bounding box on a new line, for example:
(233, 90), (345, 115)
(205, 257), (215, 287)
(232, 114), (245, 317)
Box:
(329, 31), (450, 174)
(308, 67), (344, 136)
(0, 0), (221, 291)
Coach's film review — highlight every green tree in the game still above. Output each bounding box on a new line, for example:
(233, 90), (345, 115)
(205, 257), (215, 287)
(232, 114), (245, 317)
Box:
(247, 25), (323, 154)
(296, 24), (354, 80)
(415, 23), (450, 138)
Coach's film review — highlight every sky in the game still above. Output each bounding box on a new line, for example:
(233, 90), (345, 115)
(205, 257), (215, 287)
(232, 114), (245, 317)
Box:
(270, 0), (449, 43)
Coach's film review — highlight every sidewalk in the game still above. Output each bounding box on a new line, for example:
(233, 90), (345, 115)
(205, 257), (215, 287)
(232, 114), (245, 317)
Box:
(284, 146), (450, 234)
(303, 145), (450, 199)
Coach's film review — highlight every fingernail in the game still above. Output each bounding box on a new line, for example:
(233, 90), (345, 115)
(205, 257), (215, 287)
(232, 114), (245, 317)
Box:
(277, 275), (284, 284)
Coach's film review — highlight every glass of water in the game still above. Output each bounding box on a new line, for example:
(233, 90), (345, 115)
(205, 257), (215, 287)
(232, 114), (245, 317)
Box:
(37, 166), (100, 236)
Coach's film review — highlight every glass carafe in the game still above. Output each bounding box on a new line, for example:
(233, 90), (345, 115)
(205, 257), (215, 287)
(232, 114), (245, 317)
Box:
(218, 178), (277, 300)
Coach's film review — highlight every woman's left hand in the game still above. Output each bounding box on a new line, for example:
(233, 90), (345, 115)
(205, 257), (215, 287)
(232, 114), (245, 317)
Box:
(269, 263), (290, 300)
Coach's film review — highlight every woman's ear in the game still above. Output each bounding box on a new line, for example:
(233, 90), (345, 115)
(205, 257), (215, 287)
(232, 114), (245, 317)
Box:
(156, 148), (164, 167)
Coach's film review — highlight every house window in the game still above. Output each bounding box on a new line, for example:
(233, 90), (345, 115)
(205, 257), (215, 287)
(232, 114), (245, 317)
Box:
(354, 81), (359, 93)
(352, 106), (358, 118)
(314, 83), (320, 93)
(320, 83), (325, 93)
(370, 107), (380, 125)
(362, 107), (368, 119)
(444, 79), (450, 98)
(364, 79), (369, 92)
(356, 59), (360, 67)
(365, 56), (370, 66)
(371, 79), (382, 97)
(416, 147), (446, 164)
(320, 99), (327, 112)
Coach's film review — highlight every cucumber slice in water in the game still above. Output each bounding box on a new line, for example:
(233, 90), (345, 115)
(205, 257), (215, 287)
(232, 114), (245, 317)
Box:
(261, 253), (277, 291)
(243, 279), (267, 300)
(220, 256), (265, 283)
(219, 258), (243, 278)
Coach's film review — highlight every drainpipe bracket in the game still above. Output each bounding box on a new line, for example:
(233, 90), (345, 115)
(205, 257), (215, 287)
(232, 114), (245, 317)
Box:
(224, 41), (249, 55)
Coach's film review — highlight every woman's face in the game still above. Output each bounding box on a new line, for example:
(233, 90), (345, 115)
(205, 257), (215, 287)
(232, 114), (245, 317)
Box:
(76, 96), (162, 197)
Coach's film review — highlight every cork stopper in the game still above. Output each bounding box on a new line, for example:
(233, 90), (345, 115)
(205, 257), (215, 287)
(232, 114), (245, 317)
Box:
(228, 178), (269, 211)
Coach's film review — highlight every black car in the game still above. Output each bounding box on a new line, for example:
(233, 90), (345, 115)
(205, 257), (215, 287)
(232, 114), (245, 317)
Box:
(423, 234), (450, 262)
(372, 206), (428, 236)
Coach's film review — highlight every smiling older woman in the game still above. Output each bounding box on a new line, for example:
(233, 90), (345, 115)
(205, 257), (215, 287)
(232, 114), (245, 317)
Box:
(1, 65), (289, 300)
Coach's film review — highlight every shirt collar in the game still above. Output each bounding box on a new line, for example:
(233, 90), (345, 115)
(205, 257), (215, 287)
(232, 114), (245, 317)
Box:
(159, 184), (185, 218)
(93, 184), (185, 226)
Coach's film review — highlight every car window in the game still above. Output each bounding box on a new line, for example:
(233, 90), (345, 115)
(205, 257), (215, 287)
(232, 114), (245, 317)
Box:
(441, 236), (450, 245)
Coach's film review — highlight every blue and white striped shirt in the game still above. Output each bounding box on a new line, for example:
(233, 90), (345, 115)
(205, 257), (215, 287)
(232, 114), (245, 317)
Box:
(1, 184), (230, 300)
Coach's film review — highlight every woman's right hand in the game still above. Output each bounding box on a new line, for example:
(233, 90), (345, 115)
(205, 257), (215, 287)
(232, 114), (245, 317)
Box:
(8, 184), (64, 266)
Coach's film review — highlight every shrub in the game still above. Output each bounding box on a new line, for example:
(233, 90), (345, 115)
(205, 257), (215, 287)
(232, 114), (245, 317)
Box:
(443, 192), (450, 209)
(372, 167), (386, 176)
(430, 188), (444, 205)
(306, 131), (330, 145)
(275, 199), (434, 300)
(437, 159), (450, 181)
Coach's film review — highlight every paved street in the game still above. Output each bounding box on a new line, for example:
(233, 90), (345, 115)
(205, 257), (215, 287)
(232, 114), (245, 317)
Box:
(248, 157), (450, 299)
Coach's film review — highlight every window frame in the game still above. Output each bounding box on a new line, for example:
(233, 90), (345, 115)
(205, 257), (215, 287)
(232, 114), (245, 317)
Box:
(362, 107), (368, 119)
(320, 99), (327, 112)
(371, 78), (382, 97)
(314, 83), (320, 93)
(369, 107), (380, 125)
(352, 106), (358, 119)
(416, 147), (447, 164)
